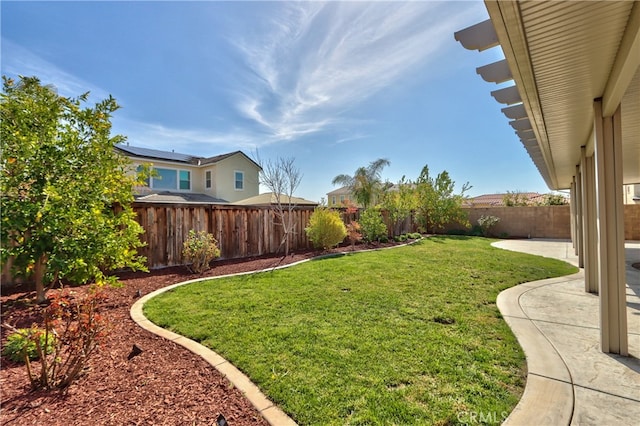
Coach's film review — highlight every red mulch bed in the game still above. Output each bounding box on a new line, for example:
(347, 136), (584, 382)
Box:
(1, 241), (405, 425)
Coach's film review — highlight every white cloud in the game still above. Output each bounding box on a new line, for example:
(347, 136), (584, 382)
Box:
(231, 1), (484, 144)
(2, 39), (111, 102)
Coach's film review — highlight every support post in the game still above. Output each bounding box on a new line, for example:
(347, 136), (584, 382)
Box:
(570, 180), (576, 251)
(575, 165), (584, 267)
(581, 148), (598, 294)
(593, 99), (628, 355)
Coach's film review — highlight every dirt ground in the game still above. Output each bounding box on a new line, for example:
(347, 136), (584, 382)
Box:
(1, 241), (404, 425)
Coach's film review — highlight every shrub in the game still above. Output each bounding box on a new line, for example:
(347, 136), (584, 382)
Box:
(2, 328), (56, 363)
(183, 230), (221, 274)
(394, 234), (408, 242)
(305, 208), (347, 249)
(359, 208), (388, 243)
(5, 290), (110, 390)
(477, 215), (501, 237)
(346, 221), (362, 248)
(408, 232), (422, 239)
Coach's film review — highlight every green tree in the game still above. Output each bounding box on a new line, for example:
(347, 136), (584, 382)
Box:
(332, 158), (390, 208)
(1, 76), (147, 303)
(540, 193), (568, 205)
(358, 208), (388, 242)
(415, 165), (470, 233)
(380, 176), (418, 236)
(503, 190), (530, 206)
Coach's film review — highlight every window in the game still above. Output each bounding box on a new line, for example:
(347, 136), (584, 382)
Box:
(153, 168), (177, 190)
(179, 170), (190, 190)
(205, 171), (212, 189)
(340, 195), (345, 204)
(148, 167), (191, 191)
(234, 171), (244, 190)
(331, 196), (336, 205)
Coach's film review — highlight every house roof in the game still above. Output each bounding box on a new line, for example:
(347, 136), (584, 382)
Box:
(116, 145), (198, 164)
(455, 1), (640, 189)
(464, 192), (545, 207)
(116, 144), (262, 170)
(233, 192), (318, 206)
(326, 186), (352, 196)
(134, 191), (228, 204)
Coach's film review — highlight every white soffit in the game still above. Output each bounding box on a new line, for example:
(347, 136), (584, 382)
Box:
(482, 0), (639, 189)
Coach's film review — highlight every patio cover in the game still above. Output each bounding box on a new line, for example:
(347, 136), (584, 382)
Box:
(455, 0), (639, 356)
(455, 0), (639, 190)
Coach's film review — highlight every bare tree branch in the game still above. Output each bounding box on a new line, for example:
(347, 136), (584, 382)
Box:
(253, 152), (302, 256)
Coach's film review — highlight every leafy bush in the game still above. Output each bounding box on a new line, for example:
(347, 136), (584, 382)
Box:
(478, 215), (501, 237)
(305, 208), (347, 249)
(408, 232), (422, 239)
(2, 328), (56, 363)
(359, 208), (388, 243)
(394, 234), (408, 242)
(182, 230), (221, 274)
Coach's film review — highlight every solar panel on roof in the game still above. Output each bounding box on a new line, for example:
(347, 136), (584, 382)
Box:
(116, 144), (195, 163)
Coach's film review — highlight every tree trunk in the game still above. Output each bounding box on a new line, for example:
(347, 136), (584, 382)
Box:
(34, 254), (48, 304)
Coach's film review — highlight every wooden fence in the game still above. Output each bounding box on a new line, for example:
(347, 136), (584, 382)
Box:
(134, 203), (314, 268)
(4, 203), (637, 280)
(134, 203), (418, 268)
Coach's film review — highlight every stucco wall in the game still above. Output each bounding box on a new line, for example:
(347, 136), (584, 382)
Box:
(461, 206), (572, 239)
(448, 205), (640, 240)
(625, 204), (640, 241)
(214, 154), (260, 203)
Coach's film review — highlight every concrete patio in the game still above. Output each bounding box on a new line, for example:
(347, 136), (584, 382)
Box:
(493, 239), (640, 425)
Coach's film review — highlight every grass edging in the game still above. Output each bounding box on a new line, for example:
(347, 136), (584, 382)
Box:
(140, 237), (577, 425)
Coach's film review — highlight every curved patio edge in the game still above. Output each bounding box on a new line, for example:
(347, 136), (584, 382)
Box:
(130, 240), (420, 426)
(496, 271), (584, 426)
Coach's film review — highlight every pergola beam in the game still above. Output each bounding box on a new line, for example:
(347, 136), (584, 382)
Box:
(603, 2), (640, 117)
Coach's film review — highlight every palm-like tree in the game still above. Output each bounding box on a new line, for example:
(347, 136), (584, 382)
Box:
(332, 158), (391, 208)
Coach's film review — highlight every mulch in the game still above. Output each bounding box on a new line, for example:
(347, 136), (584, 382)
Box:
(1, 241), (404, 425)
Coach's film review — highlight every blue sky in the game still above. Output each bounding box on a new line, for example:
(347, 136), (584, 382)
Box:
(2, 1), (552, 203)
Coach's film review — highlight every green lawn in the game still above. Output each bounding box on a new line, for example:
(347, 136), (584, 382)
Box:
(144, 236), (577, 425)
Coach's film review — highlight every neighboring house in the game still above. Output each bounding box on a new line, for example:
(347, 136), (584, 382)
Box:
(116, 144), (261, 204)
(623, 184), (640, 204)
(464, 192), (549, 207)
(326, 183), (408, 208)
(234, 192), (319, 207)
(326, 186), (357, 207)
